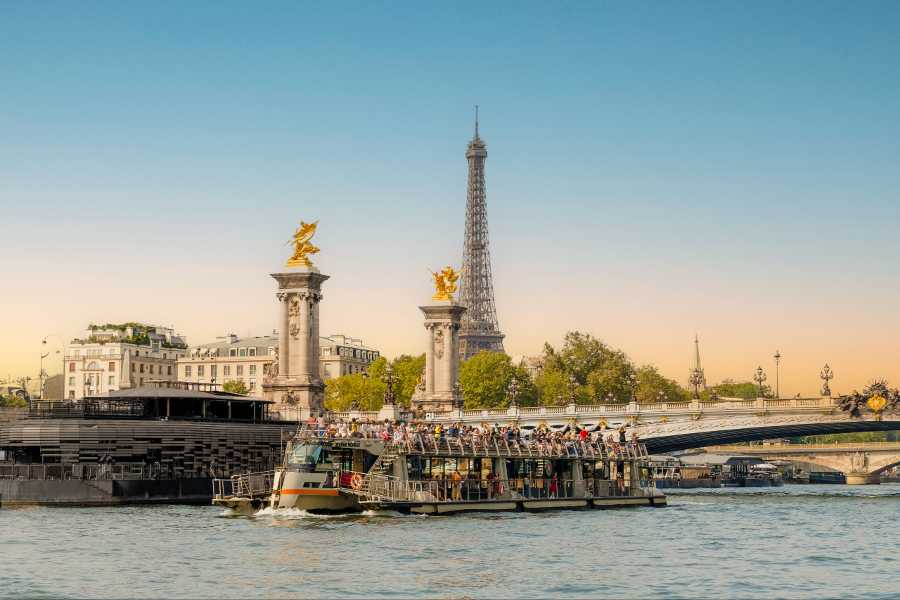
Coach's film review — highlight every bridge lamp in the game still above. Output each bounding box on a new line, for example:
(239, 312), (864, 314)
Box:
(754, 366), (767, 398)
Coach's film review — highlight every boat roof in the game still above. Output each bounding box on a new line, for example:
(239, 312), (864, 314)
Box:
(89, 386), (272, 403)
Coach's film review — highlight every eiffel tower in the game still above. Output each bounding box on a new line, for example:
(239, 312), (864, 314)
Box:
(458, 108), (505, 360)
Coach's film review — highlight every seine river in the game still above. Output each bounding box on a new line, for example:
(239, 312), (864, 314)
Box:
(2, 485), (899, 599)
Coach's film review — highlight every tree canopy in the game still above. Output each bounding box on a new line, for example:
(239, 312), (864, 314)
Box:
(458, 351), (537, 409)
(222, 380), (249, 395)
(324, 355), (426, 411)
(537, 331), (690, 404)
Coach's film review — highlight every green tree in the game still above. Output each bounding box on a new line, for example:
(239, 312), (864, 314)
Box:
(535, 367), (571, 406)
(389, 354), (425, 407)
(222, 380), (249, 395)
(458, 352), (540, 409)
(537, 331), (689, 405)
(324, 372), (385, 411)
(459, 351), (512, 409)
(0, 393), (27, 408)
(703, 379), (772, 400)
(634, 365), (690, 403)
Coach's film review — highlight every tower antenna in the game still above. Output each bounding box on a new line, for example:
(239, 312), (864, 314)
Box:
(474, 105), (479, 137)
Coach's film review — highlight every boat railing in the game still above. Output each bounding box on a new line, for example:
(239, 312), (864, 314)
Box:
(220, 470), (274, 500)
(350, 473), (646, 503)
(293, 431), (649, 461)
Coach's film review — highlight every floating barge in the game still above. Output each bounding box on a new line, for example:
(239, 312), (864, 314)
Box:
(0, 385), (295, 507)
(213, 429), (666, 515)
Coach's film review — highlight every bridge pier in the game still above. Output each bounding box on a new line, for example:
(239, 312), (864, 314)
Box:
(845, 473), (880, 485)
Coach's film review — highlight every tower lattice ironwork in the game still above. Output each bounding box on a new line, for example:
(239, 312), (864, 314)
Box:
(458, 108), (505, 360)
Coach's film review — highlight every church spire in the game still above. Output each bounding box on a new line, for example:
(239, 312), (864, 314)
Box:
(689, 334), (707, 398)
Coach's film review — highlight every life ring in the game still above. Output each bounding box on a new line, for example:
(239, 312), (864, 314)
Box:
(351, 473), (363, 490)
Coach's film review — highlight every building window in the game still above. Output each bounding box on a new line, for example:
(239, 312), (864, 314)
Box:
(184, 366), (192, 377)
(249, 348), (256, 357)
(69, 390), (75, 399)
(198, 365), (205, 377)
(140, 364), (144, 373)
(69, 362), (75, 372)
(249, 379), (256, 390)
(239, 348), (247, 357)
(131, 363), (135, 372)
(108, 376), (115, 386)
(223, 366), (231, 376)
(68, 376), (75, 386)
(149, 365), (154, 374)
(108, 362), (115, 371)
(249, 365), (256, 376)
(210, 365), (217, 380)
(167, 366), (172, 376)
(236, 365), (243, 376)
(229, 349), (237, 357)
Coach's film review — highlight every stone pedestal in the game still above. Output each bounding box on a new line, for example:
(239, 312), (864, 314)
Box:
(262, 268), (329, 420)
(410, 303), (466, 415)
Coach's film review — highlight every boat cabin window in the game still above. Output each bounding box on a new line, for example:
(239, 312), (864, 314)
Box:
(287, 444), (323, 466)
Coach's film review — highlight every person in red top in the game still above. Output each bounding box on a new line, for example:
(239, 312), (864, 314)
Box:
(578, 428), (588, 442)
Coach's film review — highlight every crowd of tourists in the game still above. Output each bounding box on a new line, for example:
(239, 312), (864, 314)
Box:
(302, 415), (643, 458)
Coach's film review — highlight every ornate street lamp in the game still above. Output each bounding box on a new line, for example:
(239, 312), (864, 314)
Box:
(773, 350), (782, 399)
(507, 376), (519, 409)
(820, 364), (834, 397)
(382, 364), (395, 406)
(754, 366), (767, 398)
(567, 374), (577, 404)
(688, 367), (704, 400)
(605, 391), (616, 404)
(626, 372), (638, 403)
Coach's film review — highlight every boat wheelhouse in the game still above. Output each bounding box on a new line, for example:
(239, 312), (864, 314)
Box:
(213, 425), (667, 514)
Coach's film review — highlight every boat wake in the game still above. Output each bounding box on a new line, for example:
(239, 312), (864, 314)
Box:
(251, 506), (422, 519)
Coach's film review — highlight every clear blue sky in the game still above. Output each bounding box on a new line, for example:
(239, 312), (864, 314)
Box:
(2, 1), (900, 394)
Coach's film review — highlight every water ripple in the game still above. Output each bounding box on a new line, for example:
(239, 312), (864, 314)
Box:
(1, 484), (899, 598)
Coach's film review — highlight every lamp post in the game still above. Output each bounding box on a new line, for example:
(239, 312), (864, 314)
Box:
(754, 366), (767, 398)
(626, 372), (638, 403)
(773, 350), (781, 398)
(507, 376), (519, 409)
(688, 367), (704, 400)
(820, 364), (833, 397)
(39, 335), (61, 401)
(382, 364), (395, 406)
(567, 374), (577, 405)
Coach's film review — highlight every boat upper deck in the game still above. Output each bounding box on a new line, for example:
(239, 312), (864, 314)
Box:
(291, 431), (649, 461)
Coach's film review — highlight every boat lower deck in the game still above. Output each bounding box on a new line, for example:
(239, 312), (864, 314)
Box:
(365, 493), (667, 514)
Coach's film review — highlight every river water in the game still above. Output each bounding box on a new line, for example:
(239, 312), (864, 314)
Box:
(2, 485), (899, 599)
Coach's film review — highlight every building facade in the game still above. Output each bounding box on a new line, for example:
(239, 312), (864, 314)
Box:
(63, 324), (187, 400)
(177, 333), (379, 395)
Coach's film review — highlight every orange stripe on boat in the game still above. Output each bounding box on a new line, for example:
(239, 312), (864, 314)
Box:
(278, 488), (341, 496)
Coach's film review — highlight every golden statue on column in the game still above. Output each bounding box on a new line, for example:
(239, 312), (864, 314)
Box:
(286, 221), (320, 268)
(431, 266), (459, 301)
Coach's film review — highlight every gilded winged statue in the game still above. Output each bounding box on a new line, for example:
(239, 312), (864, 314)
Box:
(286, 221), (320, 268)
(431, 265), (459, 301)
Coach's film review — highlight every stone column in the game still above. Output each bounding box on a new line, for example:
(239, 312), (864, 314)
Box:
(278, 293), (289, 376)
(263, 269), (330, 419)
(425, 324), (435, 394)
(441, 324), (453, 394)
(411, 303), (466, 414)
(297, 292), (310, 381)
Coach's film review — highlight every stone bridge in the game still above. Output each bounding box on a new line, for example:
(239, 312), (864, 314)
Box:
(702, 442), (900, 484)
(335, 395), (900, 456)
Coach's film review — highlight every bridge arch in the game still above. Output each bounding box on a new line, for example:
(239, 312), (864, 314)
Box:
(642, 419), (900, 454)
